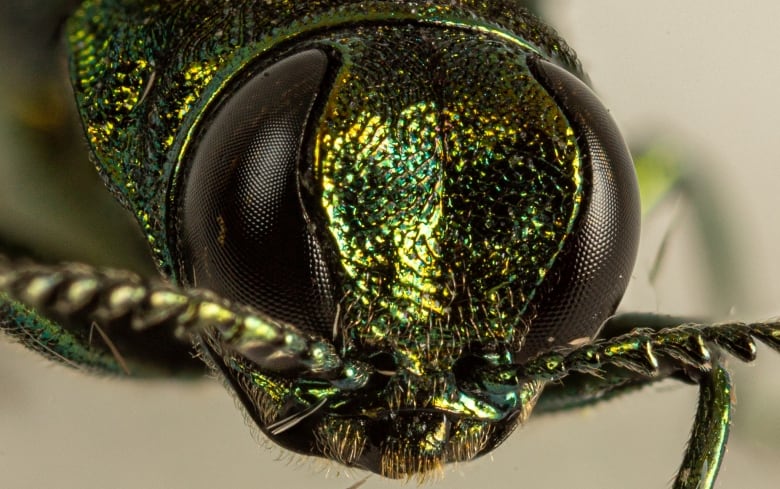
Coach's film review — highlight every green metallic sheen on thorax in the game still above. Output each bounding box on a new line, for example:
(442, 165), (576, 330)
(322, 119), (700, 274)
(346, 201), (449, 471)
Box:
(313, 26), (581, 370)
(66, 0), (582, 279)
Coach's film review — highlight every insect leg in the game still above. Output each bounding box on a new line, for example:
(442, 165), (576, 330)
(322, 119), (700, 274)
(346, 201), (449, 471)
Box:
(673, 358), (731, 489)
(1, 294), (129, 374)
(516, 320), (780, 489)
(536, 313), (704, 412)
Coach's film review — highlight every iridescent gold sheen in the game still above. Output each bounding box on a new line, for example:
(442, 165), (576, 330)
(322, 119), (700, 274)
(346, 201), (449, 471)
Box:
(315, 27), (581, 370)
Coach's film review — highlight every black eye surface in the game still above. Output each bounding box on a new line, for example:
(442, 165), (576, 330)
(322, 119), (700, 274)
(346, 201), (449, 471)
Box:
(178, 49), (337, 335)
(520, 57), (641, 360)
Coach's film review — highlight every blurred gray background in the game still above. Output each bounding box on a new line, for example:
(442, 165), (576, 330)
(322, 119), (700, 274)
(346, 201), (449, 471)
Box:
(1, 1), (779, 487)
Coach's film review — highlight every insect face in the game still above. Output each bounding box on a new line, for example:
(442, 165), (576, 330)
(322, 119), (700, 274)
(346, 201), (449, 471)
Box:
(170, 19), (639, 477)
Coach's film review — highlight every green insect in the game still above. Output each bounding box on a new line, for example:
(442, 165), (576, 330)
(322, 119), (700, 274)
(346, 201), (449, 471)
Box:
(1, 1), (778, 487)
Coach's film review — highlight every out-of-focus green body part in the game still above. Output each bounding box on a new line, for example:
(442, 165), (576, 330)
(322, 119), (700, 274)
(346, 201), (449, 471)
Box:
(634, 145), (684, 216)
(1, 1), (779, 488)
(632, 141), (748, 310)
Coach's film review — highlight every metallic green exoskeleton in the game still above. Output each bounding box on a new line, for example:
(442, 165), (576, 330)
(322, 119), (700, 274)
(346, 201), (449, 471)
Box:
(1, 1), (779, 486)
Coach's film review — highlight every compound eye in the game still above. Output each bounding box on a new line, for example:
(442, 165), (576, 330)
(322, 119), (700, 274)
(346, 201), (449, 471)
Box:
(520, 57), (641, 360)
(178, 49), (337, 334)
